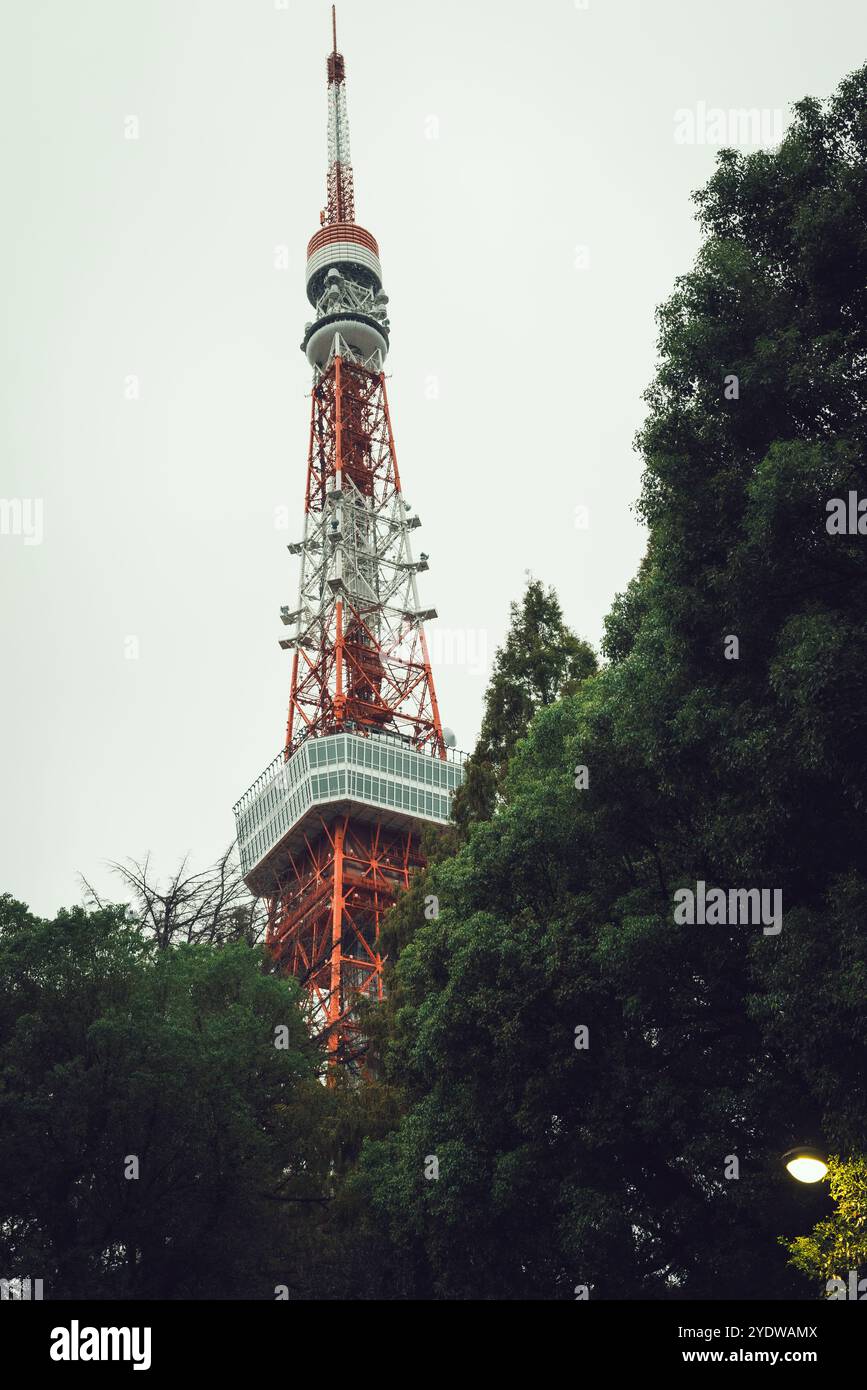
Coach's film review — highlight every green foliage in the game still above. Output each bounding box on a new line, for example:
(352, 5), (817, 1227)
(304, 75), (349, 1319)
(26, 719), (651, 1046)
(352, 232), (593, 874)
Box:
(349, 65), (867, 1299)
(0, 896), (325, 1298)
(452, 576), (597, 833)
(783, 1158), (867, 1291)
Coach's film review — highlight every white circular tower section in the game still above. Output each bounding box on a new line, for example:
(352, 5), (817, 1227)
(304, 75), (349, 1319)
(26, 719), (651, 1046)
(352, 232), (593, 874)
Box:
(304, 315), (389, 369)
(306, 223), (383, 306)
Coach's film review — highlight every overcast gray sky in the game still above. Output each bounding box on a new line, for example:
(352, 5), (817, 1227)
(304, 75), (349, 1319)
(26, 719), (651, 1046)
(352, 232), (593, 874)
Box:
(2, 0), (866, 917)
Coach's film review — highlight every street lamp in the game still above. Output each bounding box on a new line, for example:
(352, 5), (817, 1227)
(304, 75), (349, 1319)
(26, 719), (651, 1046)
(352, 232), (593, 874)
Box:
(782, 1146), (829, 1184)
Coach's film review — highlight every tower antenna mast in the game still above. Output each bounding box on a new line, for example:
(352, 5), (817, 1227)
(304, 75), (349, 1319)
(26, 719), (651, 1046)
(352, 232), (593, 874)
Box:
(324, 5), (354, 224)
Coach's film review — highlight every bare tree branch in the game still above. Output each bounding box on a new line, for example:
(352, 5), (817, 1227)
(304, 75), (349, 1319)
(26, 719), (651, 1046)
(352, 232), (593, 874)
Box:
(105, 844), (267, 950)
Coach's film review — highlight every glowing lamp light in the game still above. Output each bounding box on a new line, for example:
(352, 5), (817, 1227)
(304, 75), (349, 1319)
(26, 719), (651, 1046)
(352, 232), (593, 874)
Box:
(782, 1147), (829, 1184)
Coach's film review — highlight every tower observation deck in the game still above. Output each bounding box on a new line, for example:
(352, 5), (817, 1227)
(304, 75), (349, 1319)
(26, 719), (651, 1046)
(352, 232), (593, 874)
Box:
(232, 9), (463, 1067)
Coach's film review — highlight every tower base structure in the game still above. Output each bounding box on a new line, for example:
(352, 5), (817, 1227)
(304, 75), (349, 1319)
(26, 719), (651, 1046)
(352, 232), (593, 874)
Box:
(268, 815), (421, 1065)
(234, 731), (463, 1063)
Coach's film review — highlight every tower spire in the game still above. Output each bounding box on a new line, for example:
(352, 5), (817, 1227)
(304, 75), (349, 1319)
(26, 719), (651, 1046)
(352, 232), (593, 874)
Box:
(324, 6), (355, 225)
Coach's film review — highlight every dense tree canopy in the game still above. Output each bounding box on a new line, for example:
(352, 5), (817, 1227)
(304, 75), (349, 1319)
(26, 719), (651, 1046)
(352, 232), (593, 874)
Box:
(0, 896), (326, 1298)
(348, 64), (867, 1300)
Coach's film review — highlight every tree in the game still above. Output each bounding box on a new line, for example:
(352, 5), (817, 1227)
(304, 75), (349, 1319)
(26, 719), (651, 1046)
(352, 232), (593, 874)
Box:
(83, 845), (266, 951)
(350, 65), (867, 1299)
(452, 576), (596, 833)
(783, 1158), (867, 1296)
(0, 895), (327, 1298)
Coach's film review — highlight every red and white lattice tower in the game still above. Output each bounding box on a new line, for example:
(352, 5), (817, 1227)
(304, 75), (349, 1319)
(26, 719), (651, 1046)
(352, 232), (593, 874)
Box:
(233, 10), (463, 1067)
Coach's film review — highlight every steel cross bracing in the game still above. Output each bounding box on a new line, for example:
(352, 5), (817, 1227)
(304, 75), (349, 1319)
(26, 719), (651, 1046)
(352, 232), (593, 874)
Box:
(283, 351), (444, 758)
(266, 816), (420, 1065)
